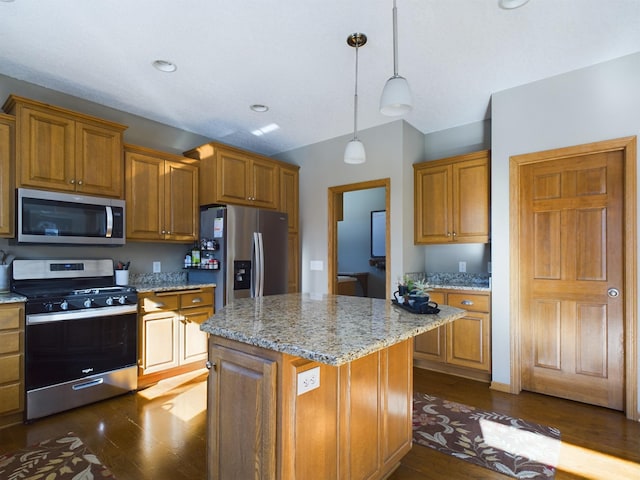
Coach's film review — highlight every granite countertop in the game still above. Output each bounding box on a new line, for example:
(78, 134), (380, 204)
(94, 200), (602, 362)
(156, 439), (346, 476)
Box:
(132, 281), (216, 293)
(201, 293), (466, 366)
(428, 284), (491, 292)
(0, 292), (26, 304)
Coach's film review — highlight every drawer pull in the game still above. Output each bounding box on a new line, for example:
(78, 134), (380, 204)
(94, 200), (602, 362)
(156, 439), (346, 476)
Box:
(461, 300), (474, 306)
(191, 297), (202, 304)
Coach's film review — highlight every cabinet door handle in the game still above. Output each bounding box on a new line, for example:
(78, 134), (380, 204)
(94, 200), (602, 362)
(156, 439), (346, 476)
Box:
(461, 300), (474, 306)
(205, 360), (216, 371)
(77, 180), (83, 185)
(69, 179), (75, 184)
(452, 232), (457, 237)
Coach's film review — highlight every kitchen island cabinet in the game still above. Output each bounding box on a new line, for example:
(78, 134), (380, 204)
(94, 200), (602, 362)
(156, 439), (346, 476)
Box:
(201, 293), (466, 480)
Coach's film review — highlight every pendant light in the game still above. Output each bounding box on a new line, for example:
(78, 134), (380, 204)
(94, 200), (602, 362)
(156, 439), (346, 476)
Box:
(344, 33), (367, 165)
(380, 0), (412, 116)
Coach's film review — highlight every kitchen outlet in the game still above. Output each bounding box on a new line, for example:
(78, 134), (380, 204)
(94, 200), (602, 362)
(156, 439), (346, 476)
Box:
(153, 261), (161, 273)
(458, 261), (467, 273)
(297, 366), (320, 395)
(310, 260), (324, 271)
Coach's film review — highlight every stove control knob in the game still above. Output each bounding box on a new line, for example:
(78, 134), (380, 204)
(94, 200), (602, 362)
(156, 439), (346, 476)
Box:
(60, 300), (69, 311)
(105, 297), (114, 306)
(83, 298), (93, 308)
(44, 302), (54, 312)
(118, 296), (126, 305)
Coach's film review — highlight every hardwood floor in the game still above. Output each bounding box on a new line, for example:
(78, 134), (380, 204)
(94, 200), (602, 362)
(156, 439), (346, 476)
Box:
(1, 368), (639, 479)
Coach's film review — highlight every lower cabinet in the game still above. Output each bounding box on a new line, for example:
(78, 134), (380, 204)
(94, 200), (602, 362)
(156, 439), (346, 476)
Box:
(414, 289), (491, 382)
(207, 336), (413, 480)
(0, 302), (24, 429)
(138, 287), (213, 387)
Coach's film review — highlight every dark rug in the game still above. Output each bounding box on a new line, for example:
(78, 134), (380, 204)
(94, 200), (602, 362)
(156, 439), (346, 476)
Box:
(0, 432), (116, 479)
(413, 393), (561, 479)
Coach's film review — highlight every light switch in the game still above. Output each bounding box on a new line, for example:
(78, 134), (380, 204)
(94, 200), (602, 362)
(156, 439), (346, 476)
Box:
(310, 260), (324, 271)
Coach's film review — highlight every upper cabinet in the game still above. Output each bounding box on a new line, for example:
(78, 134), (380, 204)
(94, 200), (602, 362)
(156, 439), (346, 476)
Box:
(125, 144), (199, 243)
(183, 141), (279, 209)
(414, 150), (490, 244)
(3, 95), (127, 198)
(279, 163), (299, 234)
(0, 114), (14, 238)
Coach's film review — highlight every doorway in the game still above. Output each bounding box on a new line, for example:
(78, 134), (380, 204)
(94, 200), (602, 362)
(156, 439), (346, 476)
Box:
(328, 179), (391, 298)
(509, 136), (637, 419)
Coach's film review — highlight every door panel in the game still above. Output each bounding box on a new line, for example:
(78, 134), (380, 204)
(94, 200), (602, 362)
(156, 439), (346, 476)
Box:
(521, 151), (624, 410)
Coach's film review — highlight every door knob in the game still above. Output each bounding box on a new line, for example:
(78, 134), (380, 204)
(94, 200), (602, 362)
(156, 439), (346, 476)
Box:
(608, 288), (620, 298)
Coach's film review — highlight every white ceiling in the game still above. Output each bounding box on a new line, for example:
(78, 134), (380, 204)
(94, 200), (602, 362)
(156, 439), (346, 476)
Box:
(1, 0), (639, 156)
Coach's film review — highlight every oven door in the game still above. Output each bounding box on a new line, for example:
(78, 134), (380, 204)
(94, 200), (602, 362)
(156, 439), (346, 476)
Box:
(25, 306), (137, 391)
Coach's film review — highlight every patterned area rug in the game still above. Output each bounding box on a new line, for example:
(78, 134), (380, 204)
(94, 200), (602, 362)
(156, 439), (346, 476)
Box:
(413, 393), (561, 479)
(0, 432), (116, 479)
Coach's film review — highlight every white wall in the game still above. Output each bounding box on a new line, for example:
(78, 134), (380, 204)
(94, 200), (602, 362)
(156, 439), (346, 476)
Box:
(491, 52), (640, 414)
(277, 120), (425, 295)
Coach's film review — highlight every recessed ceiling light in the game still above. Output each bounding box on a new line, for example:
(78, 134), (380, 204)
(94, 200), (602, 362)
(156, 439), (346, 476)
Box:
(250, 104), (269, 113)
(499, 0), (530, 9)
(152, 60), (177, 72)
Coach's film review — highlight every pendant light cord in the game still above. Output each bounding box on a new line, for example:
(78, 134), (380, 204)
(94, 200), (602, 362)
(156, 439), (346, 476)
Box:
(353, 40), (360, 141)
(392, 0), (399, 77)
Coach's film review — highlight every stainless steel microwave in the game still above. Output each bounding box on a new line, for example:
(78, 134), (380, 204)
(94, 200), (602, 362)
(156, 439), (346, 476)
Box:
(17, 188), (125, 245)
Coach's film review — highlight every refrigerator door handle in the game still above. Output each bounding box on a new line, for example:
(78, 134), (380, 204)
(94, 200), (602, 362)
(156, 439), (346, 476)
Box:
(256, 232), (265, 297)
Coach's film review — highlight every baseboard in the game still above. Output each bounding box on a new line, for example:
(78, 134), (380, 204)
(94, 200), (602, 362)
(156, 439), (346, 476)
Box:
(490, 381), (512, 393)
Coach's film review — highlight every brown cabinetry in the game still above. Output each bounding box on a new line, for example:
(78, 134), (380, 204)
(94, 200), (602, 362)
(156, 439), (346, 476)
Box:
(0, 302), (24, 429)
(125, 144), (199, 242)
(414, 150), (490, 244)
(183, 141), (279, 209)
(0, 114), (14, 237)
(280, 164), (300, 292)
(207, 335), (412, 480)
(414, 289), (491, 381)
(138, 287), (213, 387)
(3, 95), (126, 198)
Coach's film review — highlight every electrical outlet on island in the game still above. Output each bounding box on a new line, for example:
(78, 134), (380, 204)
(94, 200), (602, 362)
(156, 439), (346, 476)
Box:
(153, 261), (161, 273)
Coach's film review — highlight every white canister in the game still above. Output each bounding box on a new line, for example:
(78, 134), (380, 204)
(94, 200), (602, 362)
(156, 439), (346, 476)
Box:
(0, 265), (8, 292)
(115, 270), (129, 286)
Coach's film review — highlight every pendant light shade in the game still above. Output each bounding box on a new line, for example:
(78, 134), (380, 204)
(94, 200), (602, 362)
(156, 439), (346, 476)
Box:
(380, 0), (412, 117)
(344, 33), (367, 165)
(344, 139), (366, 164)
(380, 75), (412, 116)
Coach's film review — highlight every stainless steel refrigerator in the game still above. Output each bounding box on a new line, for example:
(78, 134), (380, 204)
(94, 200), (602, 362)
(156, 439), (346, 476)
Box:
(199, 205), (288, 310)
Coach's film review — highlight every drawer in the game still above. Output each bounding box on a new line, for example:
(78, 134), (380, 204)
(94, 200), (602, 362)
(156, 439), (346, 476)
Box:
(140, 293), (180, 312)
(428, 292), (446, 305)
(0, 383), (21, 414)
(0, 331), (20, 355)
(447, 293), (490, 313)
(0, 306), (21, 331)
(0, 354), (21, 384)
(181, 290), (213, 309)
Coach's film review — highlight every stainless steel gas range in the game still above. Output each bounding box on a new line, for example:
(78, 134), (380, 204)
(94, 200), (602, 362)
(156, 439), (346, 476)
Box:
(12, 259), (138, 421)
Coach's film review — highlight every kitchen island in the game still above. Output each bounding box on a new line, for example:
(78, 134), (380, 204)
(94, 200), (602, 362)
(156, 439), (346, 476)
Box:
(200, 293), (466, 480)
